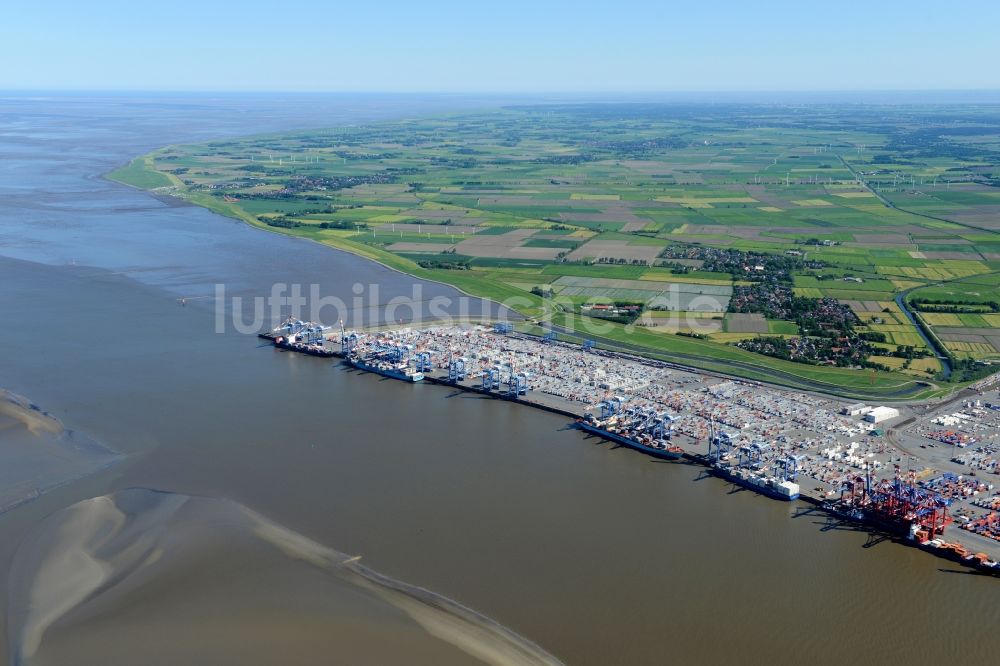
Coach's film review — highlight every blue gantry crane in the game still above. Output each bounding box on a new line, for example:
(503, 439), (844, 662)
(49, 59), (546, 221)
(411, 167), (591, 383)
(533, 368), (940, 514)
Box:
(772, 455), (801, 482)
(413, 351), (433, 373)
(301, 325), (329, 345)
(598, 395), (625, 419)
(737, 442), (770, 470)
(648, 411), (675, 442)
(342, 332), (360, 357)
(448, 356), (467, 382)
(505, 372), (529, 398)
(363, 342), (411, 363)
(481, 366), (501, 391)
(707, 417), (735, 463)
(277, 319), (308, 338)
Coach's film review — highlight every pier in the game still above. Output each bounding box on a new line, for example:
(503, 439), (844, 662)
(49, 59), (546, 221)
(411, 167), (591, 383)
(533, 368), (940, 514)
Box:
(260, 318), (1000, 574)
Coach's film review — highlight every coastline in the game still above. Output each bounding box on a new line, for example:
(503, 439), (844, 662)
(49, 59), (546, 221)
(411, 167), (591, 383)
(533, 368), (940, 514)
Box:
(104, 157), (954, 404)
(105, 168), (527, 323)
(0, 389), (123, 515)
(9, 488), (565, 666)
(266, 329), (1000, 576)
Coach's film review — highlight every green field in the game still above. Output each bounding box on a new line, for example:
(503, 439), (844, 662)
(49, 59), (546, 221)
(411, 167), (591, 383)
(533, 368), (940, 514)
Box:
(112, 103), (1000, 397)
(107, 154), (177, 189)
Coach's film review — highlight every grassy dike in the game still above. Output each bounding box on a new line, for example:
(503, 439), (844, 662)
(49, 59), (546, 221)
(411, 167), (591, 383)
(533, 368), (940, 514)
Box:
(106, 151), (950, 401)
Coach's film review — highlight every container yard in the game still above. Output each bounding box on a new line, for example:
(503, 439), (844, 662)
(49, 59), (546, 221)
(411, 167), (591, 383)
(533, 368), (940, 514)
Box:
(260, 320), (1000, 573)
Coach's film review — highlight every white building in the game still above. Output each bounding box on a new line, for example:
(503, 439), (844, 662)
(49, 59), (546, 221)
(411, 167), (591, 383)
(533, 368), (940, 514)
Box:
(865, 406), (900, 424)
(842, 403), (870, 416)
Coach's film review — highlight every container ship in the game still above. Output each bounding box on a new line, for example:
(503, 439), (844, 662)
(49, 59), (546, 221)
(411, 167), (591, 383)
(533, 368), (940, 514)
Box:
(261, 318), (335, 356)
(577, 419), (685, 460)
(349, 357), (424, 382)
(707, 424), (800, 501)
(578, 399), (684, 461)
(274, 337), (336, 357)
(710, 462), (800, 501)
(917, 539), (998, 573)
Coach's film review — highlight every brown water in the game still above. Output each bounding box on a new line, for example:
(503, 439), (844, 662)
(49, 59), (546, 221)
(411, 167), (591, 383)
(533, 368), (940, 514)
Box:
(8, 488), (561, 666)
(0, 95), (997, 666)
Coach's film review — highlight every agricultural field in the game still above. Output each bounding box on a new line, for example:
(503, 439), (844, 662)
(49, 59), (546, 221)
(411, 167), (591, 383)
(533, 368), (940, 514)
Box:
(907, 272), (1000, 362)
(112, 103), (1000, 397)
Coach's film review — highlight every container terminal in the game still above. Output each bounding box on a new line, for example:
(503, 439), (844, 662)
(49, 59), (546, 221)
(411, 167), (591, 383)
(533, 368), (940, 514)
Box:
(261, 318), (1000, 574)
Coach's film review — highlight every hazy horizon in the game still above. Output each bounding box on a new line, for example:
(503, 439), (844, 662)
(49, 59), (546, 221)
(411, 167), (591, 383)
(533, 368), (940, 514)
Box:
(4, 90), (1000, 106)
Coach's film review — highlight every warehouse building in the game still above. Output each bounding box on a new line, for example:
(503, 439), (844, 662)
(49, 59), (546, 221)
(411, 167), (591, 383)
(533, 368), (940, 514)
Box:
(865, 406), (900, 424)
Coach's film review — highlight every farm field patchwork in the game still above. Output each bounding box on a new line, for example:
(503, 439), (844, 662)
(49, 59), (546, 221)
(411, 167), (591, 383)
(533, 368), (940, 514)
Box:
(112, 103), (1000, 395)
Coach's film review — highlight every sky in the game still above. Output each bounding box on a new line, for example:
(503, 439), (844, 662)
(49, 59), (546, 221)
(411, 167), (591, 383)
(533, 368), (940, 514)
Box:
(3, 0), (999, 93)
